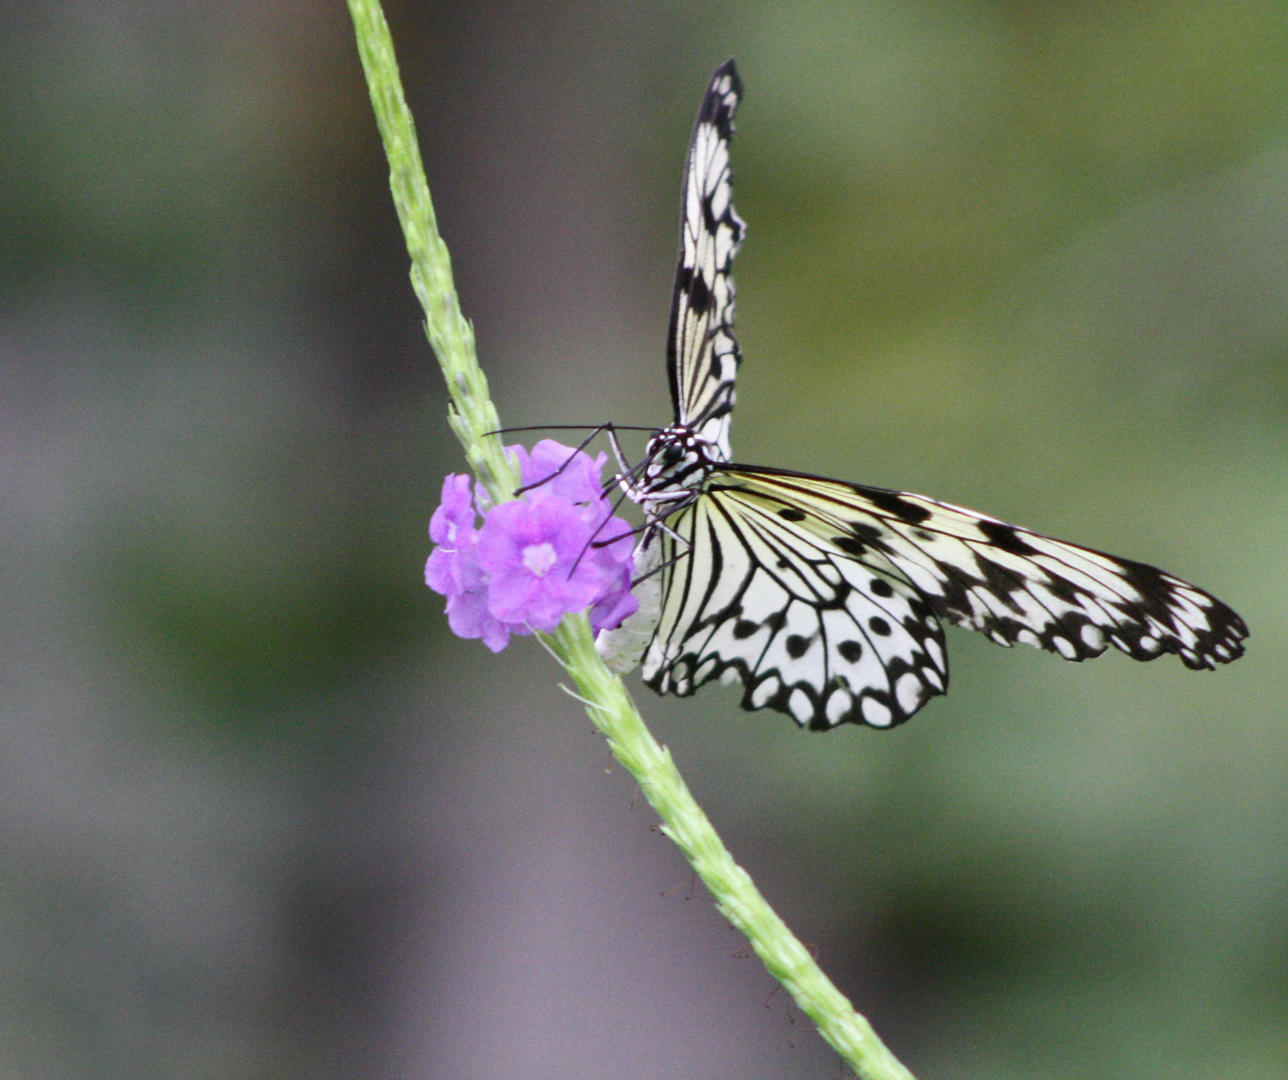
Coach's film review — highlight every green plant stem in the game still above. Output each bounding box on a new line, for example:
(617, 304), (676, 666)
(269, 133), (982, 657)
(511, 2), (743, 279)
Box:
(346, 0), (515, 501)
(344, 3), (916, 1077)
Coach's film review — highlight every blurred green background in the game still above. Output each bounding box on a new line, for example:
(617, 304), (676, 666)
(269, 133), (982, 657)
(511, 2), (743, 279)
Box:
(2, 1), (1285, 1077)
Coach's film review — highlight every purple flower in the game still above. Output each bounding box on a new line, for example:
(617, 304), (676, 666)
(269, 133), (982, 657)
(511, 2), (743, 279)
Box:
(583, 516), (639, 632)
(424, 474), (521, 652)
(425, 473), (479, 595)
(476, 494), (605, 633)
(588, 561), (639, 632)
(508, 440), (639, 629)
(443, 586), (520, 653)
(512, 439), (608, 504)
(425, 443), (639, 650)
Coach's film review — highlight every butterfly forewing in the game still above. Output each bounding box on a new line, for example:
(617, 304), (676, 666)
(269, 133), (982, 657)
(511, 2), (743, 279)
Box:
(721, 467), (1249, 673)
(667, 59), (746, 462)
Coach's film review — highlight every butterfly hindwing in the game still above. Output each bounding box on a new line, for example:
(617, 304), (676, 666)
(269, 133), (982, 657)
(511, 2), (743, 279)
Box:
(640, 488), (950, 729)
(667, 59), (746, 462)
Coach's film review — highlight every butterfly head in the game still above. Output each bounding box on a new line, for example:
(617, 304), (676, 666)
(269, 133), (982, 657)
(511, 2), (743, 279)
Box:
(641, 425), (717, 500)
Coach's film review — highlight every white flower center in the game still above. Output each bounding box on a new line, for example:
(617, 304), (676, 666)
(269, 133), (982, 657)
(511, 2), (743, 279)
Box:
(522, 542), (558, 578)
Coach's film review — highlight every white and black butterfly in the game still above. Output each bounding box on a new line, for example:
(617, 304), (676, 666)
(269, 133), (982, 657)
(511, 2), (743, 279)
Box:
(596, 59), (1247, 730)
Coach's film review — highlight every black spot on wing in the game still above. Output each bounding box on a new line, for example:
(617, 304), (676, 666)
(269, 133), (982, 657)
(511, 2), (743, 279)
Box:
(687, 270), (712, 314)
(973, 556), (1029, 615)
(785, 634), (811, 659)
(1114, 555), (1171, 602)
(862, 489), (933, 524)
(778, 507), (806, 521)
(977, 519), (1039, 555)
(838, 640), (863, 663)
(849, 521), (889, 546)
(927, 558), (986, 607)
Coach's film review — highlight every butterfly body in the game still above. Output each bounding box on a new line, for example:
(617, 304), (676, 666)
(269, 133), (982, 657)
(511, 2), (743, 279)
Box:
(597, 59), (1247, 729)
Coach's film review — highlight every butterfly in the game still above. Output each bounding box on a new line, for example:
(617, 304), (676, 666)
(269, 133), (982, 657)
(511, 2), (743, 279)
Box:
(595, 59), (1247, 730)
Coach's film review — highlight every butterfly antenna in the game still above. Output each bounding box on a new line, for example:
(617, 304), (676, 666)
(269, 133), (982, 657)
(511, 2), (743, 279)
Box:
(485, 423), (660, 437)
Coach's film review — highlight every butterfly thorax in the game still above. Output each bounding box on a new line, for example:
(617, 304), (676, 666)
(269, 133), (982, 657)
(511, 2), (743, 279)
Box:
(637, 425), (718, 512)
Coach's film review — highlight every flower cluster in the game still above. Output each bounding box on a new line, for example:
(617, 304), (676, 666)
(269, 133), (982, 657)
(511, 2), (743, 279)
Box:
(425, 440), (639, 652)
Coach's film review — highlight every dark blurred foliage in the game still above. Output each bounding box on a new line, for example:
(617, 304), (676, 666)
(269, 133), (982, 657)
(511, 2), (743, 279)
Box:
(1, 1), (1285, 1077)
